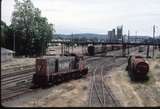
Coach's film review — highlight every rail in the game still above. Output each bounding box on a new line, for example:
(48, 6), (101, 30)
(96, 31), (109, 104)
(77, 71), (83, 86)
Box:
(88, 58), (121, 107)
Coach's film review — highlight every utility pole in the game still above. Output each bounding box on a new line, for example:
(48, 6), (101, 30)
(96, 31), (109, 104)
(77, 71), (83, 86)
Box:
(135, 31), (138, 43)
(61, 43), (63, 55)
(71, 33), (73, 53)
(106, 33), (108, 43)
(13, 31), (16, 56)
(82, 44), (84, 55)
(128, 30), (130, 55)
(121, 26), (125, 57)
(152, 25), (155, 58)
(147, 45), (150, 58)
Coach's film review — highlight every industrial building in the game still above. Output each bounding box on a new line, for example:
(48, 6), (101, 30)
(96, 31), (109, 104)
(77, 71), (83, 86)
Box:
(107, 26), (123, 43)
(117, 26), (123, 41)
(108, 29), (115, 43)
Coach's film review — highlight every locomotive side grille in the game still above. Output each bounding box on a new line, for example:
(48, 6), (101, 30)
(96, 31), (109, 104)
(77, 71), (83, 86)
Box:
(47, 58), (56, 74)
(58, 57), (75, 72)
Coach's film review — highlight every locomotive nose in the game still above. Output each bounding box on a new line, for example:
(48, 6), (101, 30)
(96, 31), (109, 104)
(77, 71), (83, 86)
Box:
(136, 62), (149, 75)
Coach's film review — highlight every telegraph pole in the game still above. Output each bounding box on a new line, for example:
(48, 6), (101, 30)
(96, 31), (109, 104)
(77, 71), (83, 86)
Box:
(121, 26), (126, 57)
(71, 33), (73, 53)
(147, 45), (150, 58)
(13, 31), (15, 55)
(135, 31), (138, 43)
(128, 30), (130, 55)
(152, 25), (155, 58)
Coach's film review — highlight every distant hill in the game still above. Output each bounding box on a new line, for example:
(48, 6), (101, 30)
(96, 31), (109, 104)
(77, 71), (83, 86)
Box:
(53, 33), (154, 43)
(54, 33), (107, 40)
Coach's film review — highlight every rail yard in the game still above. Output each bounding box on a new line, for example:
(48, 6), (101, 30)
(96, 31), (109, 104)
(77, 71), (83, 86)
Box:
(1, 45), (160, 107)
(2, 0), (160, 107)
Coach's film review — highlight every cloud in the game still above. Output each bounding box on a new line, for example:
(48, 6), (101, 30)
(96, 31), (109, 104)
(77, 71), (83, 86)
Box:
(1, 0), (160, 35)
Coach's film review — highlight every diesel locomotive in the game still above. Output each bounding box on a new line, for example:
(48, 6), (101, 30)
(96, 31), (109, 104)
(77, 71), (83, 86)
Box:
(31, 55), (88, 88)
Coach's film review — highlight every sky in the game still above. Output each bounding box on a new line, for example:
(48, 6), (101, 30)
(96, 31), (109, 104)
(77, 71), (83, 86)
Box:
(2, 0), (160, 36)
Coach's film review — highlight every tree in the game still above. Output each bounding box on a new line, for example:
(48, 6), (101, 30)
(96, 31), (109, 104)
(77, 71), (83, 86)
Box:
(1, 21), (8, 47)
(1, 21), (13, 50)
(11, 0), (55, 56)
(32, 8), (54, 56)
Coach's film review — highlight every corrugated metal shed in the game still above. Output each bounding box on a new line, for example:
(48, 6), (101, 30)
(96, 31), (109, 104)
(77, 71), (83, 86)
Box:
(1, 47), (15, 63)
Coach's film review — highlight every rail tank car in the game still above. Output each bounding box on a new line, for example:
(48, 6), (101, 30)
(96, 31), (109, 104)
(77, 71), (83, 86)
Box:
(127, 55), (149, 80)
(31, 55), (88, 88)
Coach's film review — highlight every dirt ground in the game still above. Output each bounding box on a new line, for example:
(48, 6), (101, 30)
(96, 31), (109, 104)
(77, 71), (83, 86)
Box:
(46, 45), (88, 55)
(1, 48), (160, 107)
(2, 77), (89, 107)
(104, 59), (160, 107)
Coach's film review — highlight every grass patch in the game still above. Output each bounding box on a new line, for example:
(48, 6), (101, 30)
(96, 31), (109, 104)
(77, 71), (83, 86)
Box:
(156, 54), (160, 58)
(154, 64), (160, 69)
(143, 71), (156, 85)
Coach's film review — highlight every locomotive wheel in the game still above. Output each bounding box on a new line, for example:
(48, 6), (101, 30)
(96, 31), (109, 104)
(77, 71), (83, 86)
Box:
(30, 84), (40, 89)
(60, 75), (64, 82)
(62, 74), (67, 82)
(32, 74), (36, 84)
(75, 72), (81, 79)
(57, 76), (62, 83)
(71, 73), (76, 79)
(54, 75), (59, 84)
(125, 65), (128, 71)
(133, 75), (149, 81)
(65, 74), (71, 81)
(130, 76), (136, 81)
(79, 73), (82, 77)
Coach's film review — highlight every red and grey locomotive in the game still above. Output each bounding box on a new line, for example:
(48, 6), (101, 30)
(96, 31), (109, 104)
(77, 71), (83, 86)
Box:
(31, 55), (88, 88)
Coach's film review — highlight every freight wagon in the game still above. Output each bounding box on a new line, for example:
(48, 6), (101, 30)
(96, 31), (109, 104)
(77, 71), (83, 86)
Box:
(138, 46), (144, 52)
(87, 44), (137, 56)
(87, 46), (103, 56)
(87, 45), (123, 56)
(31, 55), (88, 88)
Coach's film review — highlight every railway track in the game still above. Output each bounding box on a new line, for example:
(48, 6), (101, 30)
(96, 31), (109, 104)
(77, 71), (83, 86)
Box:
(1, 65), (35, 102)
(1, 56), (99, 102)
(1, 46), (149, 103)
(87, 45), (150, 107)
(88, 65), (120, 107)
(1, 65), (35, 79)
(1, 64), (34, 72)
(1, 87), (33, 102)
(87, 57), (118, 107)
